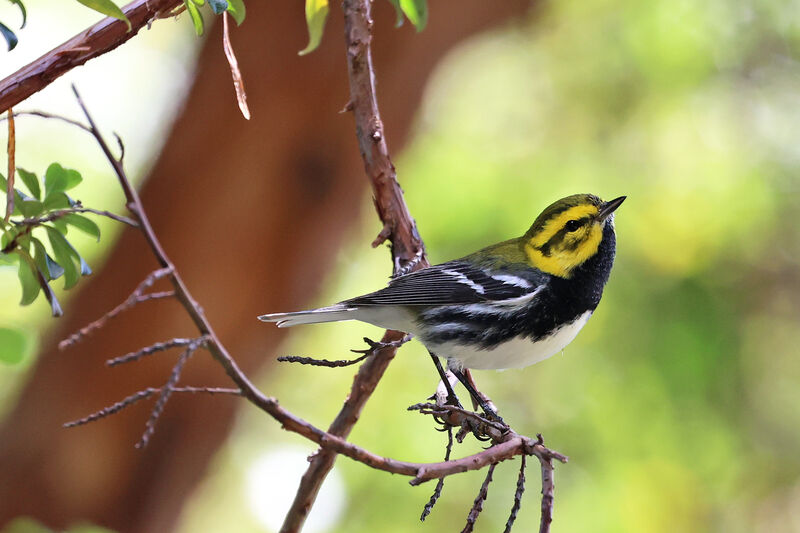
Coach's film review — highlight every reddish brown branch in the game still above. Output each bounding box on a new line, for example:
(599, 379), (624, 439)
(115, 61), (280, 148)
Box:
(0, 0), (184, 113)
(5, 109), (15, 222)
(278, 1), (430, 530)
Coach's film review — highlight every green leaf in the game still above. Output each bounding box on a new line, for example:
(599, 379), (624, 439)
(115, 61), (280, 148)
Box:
(18, 198), (43, 218)
(0, 327), (28, 365)
(0, 250), (16, 265)
(207, 0), (227, 15)
(0, 21), (18, 51)
(386, 0), (404, 27)
(16, 249), (41, 305)
(183, 0), (205, 36)
(43, 191), (71, 211)
(51, 218), (68, 234)
(399, 0), (427, 31)
(63, 213), (100, 241)
(226, 0), (245, 25)
(75, 0), (131, 31)
(63, 168), (83, 191)
(44, 163), (68, 198)
(299, 0), (329, 56)
(46, 227), (79, 289)
(16, 168), (40, 200)
(32, 237), (64, 280)
(10, 0), (27, 28)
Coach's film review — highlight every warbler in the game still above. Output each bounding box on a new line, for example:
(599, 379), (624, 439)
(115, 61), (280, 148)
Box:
(259, 193), (624, 415)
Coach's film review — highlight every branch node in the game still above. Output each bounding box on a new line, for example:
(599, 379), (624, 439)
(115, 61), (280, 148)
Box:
(371, 222), (392, 248)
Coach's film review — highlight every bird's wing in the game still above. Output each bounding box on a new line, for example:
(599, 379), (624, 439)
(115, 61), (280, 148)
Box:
(344, 261), (543, 306)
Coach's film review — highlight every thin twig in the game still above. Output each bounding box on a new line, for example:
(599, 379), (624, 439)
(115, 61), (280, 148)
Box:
(538, 448), (556, 533)
(13, 205), (139, 228)
(136, 338), (204, 448)
(5, 108), (15, 222)
(64, 386), (242, 428)
(462, 462), (497, 533)
(278, 334), (412, 367)
(106, 336), (204, 367)
(1, 110), (92, 133)
(277, 353), (371, 367)
(59, 267), (173, 349)
(420, 425), (453, 521)
(503, 455), (527, 533)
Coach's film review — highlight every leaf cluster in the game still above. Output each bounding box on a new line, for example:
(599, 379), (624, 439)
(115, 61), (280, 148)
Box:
(1, 163), (100, 317)
(182, 0), (245, 36)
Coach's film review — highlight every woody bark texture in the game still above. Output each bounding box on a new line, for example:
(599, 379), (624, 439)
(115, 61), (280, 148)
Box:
(0, 1), (530, 531)
(279, 1), (431, 530)
(0, 0), (183, 113)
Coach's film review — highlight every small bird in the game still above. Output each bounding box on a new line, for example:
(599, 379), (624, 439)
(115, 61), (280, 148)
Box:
(259, 193), (624, 417)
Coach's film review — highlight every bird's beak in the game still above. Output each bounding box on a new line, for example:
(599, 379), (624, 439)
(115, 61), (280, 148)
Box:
(598, 196), (626, 221)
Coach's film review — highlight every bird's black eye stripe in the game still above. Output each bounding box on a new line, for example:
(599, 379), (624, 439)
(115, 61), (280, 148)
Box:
(565, 219), (583, 232)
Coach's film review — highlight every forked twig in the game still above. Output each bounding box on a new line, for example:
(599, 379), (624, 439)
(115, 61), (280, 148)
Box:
(136, 337), (206, 448)
(59, 267), (173, 349)
(64, 386), (241, 428)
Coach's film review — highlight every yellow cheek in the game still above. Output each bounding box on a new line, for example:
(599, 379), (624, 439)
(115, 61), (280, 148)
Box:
(524, 244), (571, 277)
(524, 225), (603, 278)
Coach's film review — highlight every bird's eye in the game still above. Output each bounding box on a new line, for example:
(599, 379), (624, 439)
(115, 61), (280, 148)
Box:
(565, 219), (582, 232)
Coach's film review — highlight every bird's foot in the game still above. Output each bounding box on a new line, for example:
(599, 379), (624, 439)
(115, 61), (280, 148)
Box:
(480, 405), (505, 426)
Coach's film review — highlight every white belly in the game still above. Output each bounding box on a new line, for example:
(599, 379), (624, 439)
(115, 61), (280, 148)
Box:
(430, 311), (593, 370)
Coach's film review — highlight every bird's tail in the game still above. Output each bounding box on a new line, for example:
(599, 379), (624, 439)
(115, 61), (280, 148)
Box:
(258, 304), (358, 328)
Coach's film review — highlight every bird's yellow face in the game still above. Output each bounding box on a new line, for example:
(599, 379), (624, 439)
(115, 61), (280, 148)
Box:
(522, 194), (623, 278)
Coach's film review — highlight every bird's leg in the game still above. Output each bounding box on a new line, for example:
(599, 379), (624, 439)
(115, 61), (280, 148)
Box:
(428, 351), (461, 408)
(464, 368), (498, 414)
(449, 366), (504, 424)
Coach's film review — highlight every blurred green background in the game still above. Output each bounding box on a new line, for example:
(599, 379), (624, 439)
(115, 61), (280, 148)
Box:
(3, 0), (800, 531)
